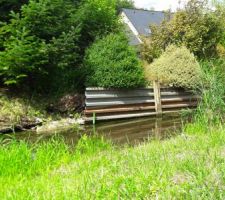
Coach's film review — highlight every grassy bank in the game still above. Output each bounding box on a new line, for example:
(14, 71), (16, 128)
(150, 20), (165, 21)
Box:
(0, 95), (47, 124)
(0, 93), (49, 132)
(0, 89), (83, 132)
(1, 123), (225, 199)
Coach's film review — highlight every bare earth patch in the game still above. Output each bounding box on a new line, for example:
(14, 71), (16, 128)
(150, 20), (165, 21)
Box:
(171, 172), (193, 185)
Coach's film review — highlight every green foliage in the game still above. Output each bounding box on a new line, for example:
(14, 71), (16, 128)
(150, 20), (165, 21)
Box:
(0, 0), (120, 93)
(85, 33), (146, 88)
(196, 59), (225, 124)
(75, 0), (119, 53)
(142, 0), (224, 62)
(0, 27), (48, 86)
(145, 45), (202, 89)
(116, 0), (135, 11)
(1, 125), (225, 198)
(0, 0), (28, 22)
(0, 94), (46, 125)
(0, 0), (81, 91)
(20, 0), (78, 41)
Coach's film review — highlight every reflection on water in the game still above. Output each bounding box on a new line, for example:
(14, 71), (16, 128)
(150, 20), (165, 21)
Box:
(88, 116), (184, 145)
(1, 115), (186, 146)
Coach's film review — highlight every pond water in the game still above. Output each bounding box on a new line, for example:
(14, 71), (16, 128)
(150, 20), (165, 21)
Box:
(1, 115), (187, 146)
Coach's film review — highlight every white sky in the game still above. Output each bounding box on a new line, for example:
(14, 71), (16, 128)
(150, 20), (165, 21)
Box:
(133, 0), (188, 11)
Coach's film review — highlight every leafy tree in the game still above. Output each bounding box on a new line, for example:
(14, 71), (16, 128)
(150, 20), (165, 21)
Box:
(75, 0), (119, 54)
(85, 33), (146, 88)
(116, 0), (135, 11)
(141, 0), (224, 62)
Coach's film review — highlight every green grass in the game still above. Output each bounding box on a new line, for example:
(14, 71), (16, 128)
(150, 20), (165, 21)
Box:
(0, 94), (47, 126)
(1, 123), (225, 199)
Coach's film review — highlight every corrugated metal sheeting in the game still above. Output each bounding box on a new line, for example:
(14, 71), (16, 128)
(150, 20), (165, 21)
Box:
(84, 85), (199, 123)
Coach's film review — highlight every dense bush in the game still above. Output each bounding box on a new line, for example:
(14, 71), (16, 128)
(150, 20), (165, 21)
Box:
(85, 33), (146, 88)
(145, 45), (202, 89)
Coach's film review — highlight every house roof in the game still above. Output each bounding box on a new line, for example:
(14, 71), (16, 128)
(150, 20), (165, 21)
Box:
(122, 8), (166, 37)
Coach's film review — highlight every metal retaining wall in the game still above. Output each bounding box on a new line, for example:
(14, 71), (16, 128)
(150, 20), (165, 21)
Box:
(84, 82), (199, 123)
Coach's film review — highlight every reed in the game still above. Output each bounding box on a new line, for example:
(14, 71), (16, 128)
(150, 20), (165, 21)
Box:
(195, 59), (225, 125)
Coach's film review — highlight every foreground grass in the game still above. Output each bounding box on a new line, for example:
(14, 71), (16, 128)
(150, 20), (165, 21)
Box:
(1, 123), (225, 199)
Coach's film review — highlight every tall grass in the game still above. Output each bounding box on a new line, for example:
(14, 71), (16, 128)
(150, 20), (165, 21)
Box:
(195, 59), (225, 125)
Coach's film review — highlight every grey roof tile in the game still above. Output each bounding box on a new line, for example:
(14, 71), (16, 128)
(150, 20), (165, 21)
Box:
(122, 8), (166, 36)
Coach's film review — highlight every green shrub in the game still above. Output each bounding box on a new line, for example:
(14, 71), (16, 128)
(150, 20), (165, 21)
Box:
(85, 33), (146, 88)
(145, 45), (202, 89)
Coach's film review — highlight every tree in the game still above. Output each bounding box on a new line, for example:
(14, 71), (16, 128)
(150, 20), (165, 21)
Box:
(0, 28), (48, 86)
(0, 0), (121, 92)
(141, 0), (224, 62)
(0, 0), (81, 91)
(116, 0), (135, 11)
(75, 0), (119, 54)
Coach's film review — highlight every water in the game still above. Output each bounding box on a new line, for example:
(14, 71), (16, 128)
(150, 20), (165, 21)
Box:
(88, 116), (184, 145)
(1, 115), (186, 146)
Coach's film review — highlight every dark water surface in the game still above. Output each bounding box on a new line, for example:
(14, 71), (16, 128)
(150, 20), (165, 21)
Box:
(2, 115), (186, 146)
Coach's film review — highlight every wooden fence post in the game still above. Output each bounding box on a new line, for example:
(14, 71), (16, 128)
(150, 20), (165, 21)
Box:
(153, 80), (162, 115)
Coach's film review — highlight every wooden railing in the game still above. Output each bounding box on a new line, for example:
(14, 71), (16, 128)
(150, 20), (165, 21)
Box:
(84, 81), (200, 123)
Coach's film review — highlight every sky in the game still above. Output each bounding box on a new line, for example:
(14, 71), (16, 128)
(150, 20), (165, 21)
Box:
(133, 0), (188, 11)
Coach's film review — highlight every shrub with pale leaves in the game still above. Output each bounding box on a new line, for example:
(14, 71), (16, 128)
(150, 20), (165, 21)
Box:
(145, 45), (202, 89)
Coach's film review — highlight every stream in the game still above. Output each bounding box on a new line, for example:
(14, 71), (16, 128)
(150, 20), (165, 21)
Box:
(1, 115), (187, 146)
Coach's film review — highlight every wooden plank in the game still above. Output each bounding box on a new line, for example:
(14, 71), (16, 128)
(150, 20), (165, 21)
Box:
(86, 87), (154, 91)
(85, 91), (154, 99)
(84, 112), (158, 122)
(163, 109), (196, 114)
(160, 91), (192, 96)
(161, 95), (199, 102)
(85, 103), (155, 110)
(83, 110), (195, 122)
(84, 85), (199, 122)
(84, 105), (156, 114)
(86, 98), (155, 107)
(162, 102), (197, 109)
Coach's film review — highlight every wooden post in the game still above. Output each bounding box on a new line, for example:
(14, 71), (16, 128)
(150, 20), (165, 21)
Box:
(155, 117), (162, 139)
(153, 80), (162, 115)
(93, 112), (96, 125)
